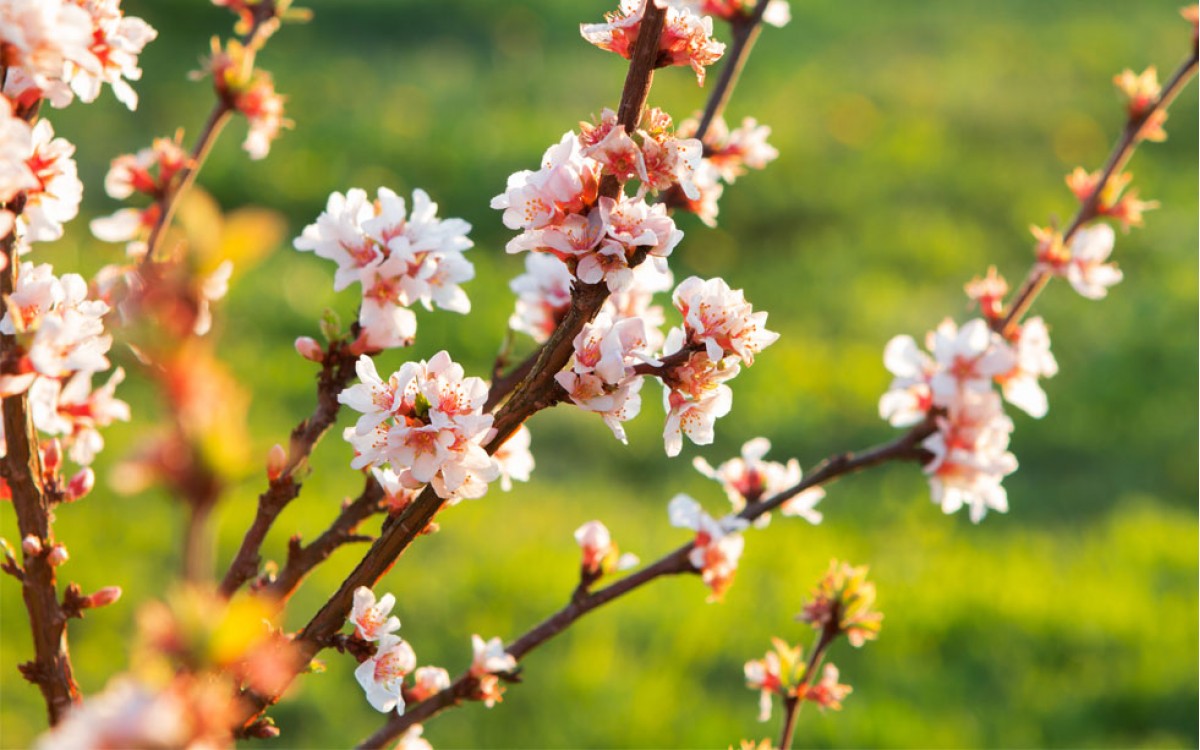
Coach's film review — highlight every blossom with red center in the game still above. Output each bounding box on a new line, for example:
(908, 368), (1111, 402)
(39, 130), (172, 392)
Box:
(927, 318), (1015, 406)
(800, 663), (852, 711)
(66, 0), (158, 111)
(0, 0), (94, 108)
(672, 275), (779, 366)
(492, 424), (534, 492)
(201, 38), (290, 159)
(922, 390), (1017, 523)
(22, 118), (82, 243)
(693, 437), (822, 526)
(555, 312), (651, 443)
(1062, 223), (1123, 299)
(995, 317), (1058, 418)
(667, 493), (748, 601)
(408, 666), (451, 703)
(1113, 66), (1161, 119)
(743, 637), (801, 721)
(348, 586), (401, 643)
(340, 351), (499, 502)
(574, 520), (639, 577)
(355, 635), (417, 715)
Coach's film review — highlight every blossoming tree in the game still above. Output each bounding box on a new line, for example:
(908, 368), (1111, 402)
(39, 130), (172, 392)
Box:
(1, 0), (1196, 747)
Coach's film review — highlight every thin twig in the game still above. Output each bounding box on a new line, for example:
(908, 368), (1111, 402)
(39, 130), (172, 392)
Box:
(219, 341), (360, 597)
(998, 49), (1198, 337)
(695, 2), (773, 144)
(778, 617), (839, 750)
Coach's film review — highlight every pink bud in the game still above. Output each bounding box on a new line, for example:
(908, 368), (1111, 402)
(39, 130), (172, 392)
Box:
(83, 586), (122, 609)
(294, 336), (324, 363)
(66, 468), (94, 502)
(47, 544), (68, 566)
(266, 443), (288, 481)
(21, 535), (42, 557)
(41, 439), (62, 475)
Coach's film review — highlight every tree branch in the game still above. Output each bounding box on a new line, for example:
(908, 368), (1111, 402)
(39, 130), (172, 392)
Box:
(356, 424), (931, 748)
(998, 49), (1198, 336)
(219, 340), (360, 597)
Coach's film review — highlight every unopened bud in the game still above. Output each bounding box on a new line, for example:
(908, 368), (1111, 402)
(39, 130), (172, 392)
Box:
(66, 468), (95, 502)
(266, 443), (288, 481)
(47, 544), (68, 567)
(41, 439), (62, 475)
(83, 586), (122, 609)
(21, 535), (42, 557)
(294, 336), (324, 363)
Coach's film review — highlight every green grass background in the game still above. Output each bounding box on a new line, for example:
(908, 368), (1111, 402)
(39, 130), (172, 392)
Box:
(2, 1), (1197, 747)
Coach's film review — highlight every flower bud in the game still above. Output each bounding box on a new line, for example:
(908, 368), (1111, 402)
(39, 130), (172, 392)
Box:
(294, 336), (324, 363)
(266, 443), (288, 481)
(41, 439), (62, 476)
(66, 468), (95, 502)
(83, 586), (122, 609)
(21, 535), (43, 557)
(47, 544), (69, 567)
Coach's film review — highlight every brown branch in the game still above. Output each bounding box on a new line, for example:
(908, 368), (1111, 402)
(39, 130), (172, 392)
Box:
(357, 424), (931, 748)
(0, 221), (80, 724)
(139, 13), (281, 266)
(218, 340), (360, 597)
(998, 49), (1198, 337)
(256, 474), (386, 602)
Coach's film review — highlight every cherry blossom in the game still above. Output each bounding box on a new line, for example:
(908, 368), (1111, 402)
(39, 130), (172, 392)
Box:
(743, 637), (798, 721)
(555, 311), (654, 443)
(1063, 223), (1123, 300)
(671, 0), (791, 27)
(491, 131), (600, 232)
(349, 586), (401, 642)
(201, 38), (290, 159)
(395, 724), (433, 750)
(355, 634), (417, 715)
(508, 253), (573, 343)
(659, 331), (739, 456)
(922, 390), (1017, 523)
(694, 437), (823, 525)
(672, 276), (779, 366)
(996, 317), (1058, 418)
(22, 118), (83, 243)
(340, 352), (499, 502)
(668, 493), (748, 601)
(470, 634), (517, 708)
(0, 98), (36, 229)
(408, 666), (451, 702)
(28, 366), (130, 466)
(296, 188), (476, 350)
(66, 0), (158, 110)
(0, 0), (95, 107)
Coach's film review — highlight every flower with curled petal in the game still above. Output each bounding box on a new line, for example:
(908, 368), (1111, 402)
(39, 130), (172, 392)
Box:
(355, 635), (416, 715)
(348, 586), (401, 643)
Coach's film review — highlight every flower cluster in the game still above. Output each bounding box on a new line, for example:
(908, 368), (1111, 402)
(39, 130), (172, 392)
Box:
(198, 37), (290, 159)
(340, 352), (500, 501)
(0, 0), (157, 112)
(0, 263), (127, 474)
(493, 117), (689, 295)
(670, 115), (779, 226)
(879, 316), (1045, 522)
(668, 493), (748, 601)
(297, 187), (476, 350)
(694, 437), (823, 525)
(660, 276), (778, 456)
(349, 588), (417, 715)
(581, 0), (726, 85)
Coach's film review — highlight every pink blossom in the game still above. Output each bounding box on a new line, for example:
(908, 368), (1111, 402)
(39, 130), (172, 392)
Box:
(66, 0), (158, 110)
(878, 334), (936, 427)
(409, 666), (451, 702)
(667, 493), (748, 601)
(0, 98), (36, 205)
(1064, 224), (1123, 299)
(672, 276), (779, 366)
(581, 2), (726, 86)
(470, 635), (516, 707)
(0, 0), (95, 107)
(491, 132), (600, 231)
(927, 318), (1014, 407)
(396, 724), (433, 750)
(922, 390), (1017, 523)
(693, 437), (822, 525)
(574, 520), (638, 576)
(355, 635), (417, 714)
(996, 317), (1058, 418)
(22, 119), (82, 243)
(349, 586), (401, 642)
(555, 312), (653, 443)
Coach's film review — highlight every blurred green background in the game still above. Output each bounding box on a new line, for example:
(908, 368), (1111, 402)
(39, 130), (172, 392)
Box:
(2, 1), (1197, 747)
